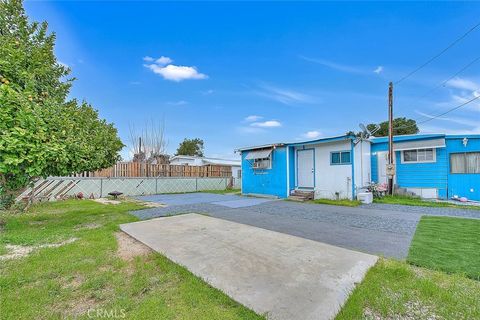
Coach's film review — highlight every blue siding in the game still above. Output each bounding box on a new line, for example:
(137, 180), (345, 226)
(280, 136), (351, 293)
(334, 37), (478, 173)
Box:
(446, 137), (480, 201)
(241, 147), (288, 198)
(288, 146), (295, 193)
(395, 148), (448, 198)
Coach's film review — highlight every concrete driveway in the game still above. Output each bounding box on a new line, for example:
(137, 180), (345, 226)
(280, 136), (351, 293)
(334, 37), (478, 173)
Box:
(121, 214), (377, 320)
(132, 193), (480, 259)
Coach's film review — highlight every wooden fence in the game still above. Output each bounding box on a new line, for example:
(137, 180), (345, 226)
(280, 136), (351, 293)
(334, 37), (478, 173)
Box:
(72, 162), (233, 178)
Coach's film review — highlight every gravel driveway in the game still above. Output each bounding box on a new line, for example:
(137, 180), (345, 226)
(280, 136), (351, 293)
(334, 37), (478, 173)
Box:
(131, 193), (479, 259)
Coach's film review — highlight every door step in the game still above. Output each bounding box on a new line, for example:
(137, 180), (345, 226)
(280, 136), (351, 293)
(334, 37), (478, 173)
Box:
(288, 190), (314, 202)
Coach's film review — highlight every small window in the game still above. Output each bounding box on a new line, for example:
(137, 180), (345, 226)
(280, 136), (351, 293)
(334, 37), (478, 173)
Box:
(402, 148), (435, 163)
(331, 151), (351, 165)
(450, 152), (480, 174)
(253, 157), (271, 170)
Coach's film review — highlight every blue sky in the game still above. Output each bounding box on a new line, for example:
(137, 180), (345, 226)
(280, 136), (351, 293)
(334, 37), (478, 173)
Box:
(25, 1), (480, 160)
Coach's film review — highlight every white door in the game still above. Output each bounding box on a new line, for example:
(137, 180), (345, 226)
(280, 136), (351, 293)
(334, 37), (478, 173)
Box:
(297, 149), (315, 188)
(377, 151), (388, 184)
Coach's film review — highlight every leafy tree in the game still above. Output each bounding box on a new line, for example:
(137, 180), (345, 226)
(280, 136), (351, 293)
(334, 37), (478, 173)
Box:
(175, 138), (204, 157)
(367, 117), (419, 137)
(0, 0), (123, 208)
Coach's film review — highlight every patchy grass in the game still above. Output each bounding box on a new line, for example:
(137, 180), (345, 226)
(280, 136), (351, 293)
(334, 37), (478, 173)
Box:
(336, 258), (480, 320)
(309, 198), (361, 207)
(0, 200), (263, 320)
(408, 216), (480, 280)
(202, 189), (241, 195)
(374, 195), (480, 210)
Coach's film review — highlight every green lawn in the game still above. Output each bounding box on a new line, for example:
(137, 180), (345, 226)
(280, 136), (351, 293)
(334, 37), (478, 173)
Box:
(408, 216), (480, 280)
(309, 198), (361, 207)
(374, 195), (480, 210)
(0, 200), (263, 320)
(336, 258), (480, 319)
(2, 200), (479, 320)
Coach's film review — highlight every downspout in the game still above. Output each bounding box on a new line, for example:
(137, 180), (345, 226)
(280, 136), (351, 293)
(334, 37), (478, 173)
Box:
(351, 139), (355, 200)
(286, 146), (290, 197)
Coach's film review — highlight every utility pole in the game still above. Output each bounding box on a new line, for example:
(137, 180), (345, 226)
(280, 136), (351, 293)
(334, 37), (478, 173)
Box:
(387, 82), (395, 195)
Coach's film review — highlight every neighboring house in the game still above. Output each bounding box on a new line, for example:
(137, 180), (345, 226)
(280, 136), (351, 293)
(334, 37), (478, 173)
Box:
(371, 134), (480, 200)
(169, 155), (241, 178)
(237, 134), (371, 200)
(238, 133), (480, 201)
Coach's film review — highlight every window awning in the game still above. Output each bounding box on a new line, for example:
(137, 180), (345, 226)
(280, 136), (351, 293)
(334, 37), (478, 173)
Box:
(394, 138), (445, 151)
(245, 148), (272, 160)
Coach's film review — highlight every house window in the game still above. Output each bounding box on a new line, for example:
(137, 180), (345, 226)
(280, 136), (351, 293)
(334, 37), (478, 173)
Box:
(450, 152), (480, 174)
(253, 157), (271, 169)
(402, 148), (435, 163)
(331, 151), (351, 165)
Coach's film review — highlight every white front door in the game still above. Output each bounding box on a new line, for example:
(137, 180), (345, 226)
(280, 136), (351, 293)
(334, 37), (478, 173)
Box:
(377, 151), (388, 184)
(297, 149), (315, 188)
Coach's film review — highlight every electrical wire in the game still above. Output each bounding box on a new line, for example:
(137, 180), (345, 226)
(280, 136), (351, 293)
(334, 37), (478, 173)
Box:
(393, 95), (480, 131)
(395, 21), (480, 85)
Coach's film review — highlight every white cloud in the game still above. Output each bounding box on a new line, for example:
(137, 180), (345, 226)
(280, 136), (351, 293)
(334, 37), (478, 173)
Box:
(156, 56), (173, 66)
(167, 100), (188, 106)
(146, 64), (208, 82)
(299, 55), (363, 74)
(144, 55), (208, 82)
(446, 77), (479, 91)
(256, 84), (314, 105)
(245, 115), (263, 122)
(373, 66), (384, 74)
(302, 130), (322, 139)
(250, 120), (282, 128)
(202, 89), (214, 95)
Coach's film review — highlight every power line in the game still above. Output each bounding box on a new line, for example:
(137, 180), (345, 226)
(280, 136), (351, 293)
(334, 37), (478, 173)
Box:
(395, 21), (480, 85)
(394, 95), (480, 131)
(395, 55), (480, 111)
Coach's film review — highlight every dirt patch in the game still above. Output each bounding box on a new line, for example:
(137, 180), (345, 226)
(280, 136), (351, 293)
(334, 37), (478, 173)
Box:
(75, 222), (102, 231)
(115, 232), (152, 261)
(61, 274), (85, 290)
(0, 238), (78, 261)
(93, 198), (121, 205)
(133, 200), (166, 208)
(363, 300), (440, 320)
(61, 296), (100, 318)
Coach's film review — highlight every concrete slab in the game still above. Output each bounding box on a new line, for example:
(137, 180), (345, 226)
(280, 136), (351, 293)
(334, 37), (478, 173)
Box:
(212, 198), (274, 208)
(136, 193), (242, 206)
(121, 214), (378, 320)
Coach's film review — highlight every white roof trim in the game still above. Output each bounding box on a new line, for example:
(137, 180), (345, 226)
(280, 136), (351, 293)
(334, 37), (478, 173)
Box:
(245, 149), (273, 160)
(394, 138), (445, 151)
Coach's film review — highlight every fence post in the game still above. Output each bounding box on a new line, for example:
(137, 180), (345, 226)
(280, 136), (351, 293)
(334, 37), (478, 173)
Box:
(155, 177), (158, 194)
(100, 178), (103, 198)
(196, 178), (198, 192)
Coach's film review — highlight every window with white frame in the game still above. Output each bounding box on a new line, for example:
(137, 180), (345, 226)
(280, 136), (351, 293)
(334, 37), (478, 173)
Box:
(450, 152), (480, 174)
(253, 157), (271, 169)
(402, 148), (435, 163)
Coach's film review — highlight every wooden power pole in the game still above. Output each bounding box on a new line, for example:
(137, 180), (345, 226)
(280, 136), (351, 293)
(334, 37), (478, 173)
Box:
(387, 82), (395, 195)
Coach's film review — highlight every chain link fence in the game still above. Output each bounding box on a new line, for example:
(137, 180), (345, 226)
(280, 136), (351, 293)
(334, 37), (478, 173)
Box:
(17, 177), (239, 202)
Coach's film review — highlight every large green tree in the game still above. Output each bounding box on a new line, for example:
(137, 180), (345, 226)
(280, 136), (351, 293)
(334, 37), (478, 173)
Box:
(175, 138), (204, 157)
(0, 0), (123, 208)
(367, 117), (419, 137)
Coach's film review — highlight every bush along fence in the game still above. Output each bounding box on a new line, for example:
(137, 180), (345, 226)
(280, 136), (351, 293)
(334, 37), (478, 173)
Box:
(17, 177), (240, 202)
(72, 162), (233, 178)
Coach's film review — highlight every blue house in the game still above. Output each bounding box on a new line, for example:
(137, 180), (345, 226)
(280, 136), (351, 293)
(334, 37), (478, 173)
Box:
(238, 133), (480, 201)
(371, 134), (480, 201)
(238, 134), (371, 200)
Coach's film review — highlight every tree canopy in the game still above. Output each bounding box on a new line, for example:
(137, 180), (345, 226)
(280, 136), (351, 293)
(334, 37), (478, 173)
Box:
(175, 138), (204, 157)
(367, 117), (419, 137)
(0, 0), (123, 207)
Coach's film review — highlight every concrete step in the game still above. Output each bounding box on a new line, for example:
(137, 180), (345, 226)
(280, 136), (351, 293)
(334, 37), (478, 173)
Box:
(289, 190), (314, 201)
(288, 195), (309, 202)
